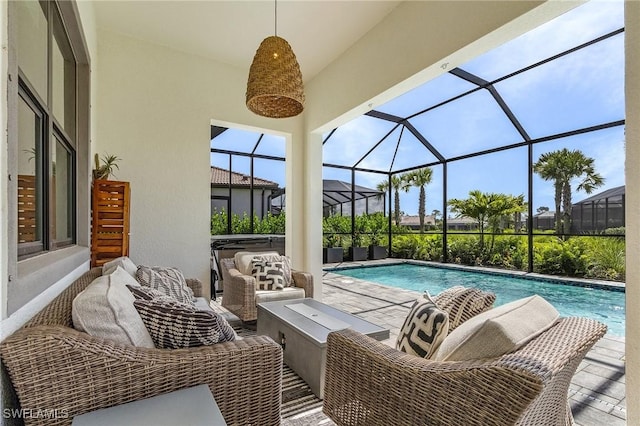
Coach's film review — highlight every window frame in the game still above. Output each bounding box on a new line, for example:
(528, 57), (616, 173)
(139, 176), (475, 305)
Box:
(15, 0), (78, 259)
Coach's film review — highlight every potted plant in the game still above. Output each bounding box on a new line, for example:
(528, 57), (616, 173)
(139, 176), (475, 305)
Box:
(93, 153), (121, 180)
(323, 234), (344, 263)
(348, 232), (368, 261)
(368, 231), (388, 260)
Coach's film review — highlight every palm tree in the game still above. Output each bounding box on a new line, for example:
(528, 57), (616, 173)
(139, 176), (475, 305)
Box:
(377, 174), (410, 226)
(406, 167), (433, 234)
(448, 191), (526, 251)
(533, 149), (604, 235)
(449, 190), (491, 248)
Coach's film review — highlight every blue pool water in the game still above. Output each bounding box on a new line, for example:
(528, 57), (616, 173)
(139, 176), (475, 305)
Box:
(332, 263), (626, 337)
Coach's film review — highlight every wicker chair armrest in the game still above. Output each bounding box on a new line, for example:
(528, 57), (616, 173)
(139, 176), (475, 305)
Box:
(323, 328), (543, 426)
(1, 326), (282, 426)
(291, 270), (314, 298)
(220, 267), (258, 322)
(185, 278), (203, 297)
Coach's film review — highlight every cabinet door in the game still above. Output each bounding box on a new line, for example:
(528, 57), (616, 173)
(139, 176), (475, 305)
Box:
(91, 180), (130, 266)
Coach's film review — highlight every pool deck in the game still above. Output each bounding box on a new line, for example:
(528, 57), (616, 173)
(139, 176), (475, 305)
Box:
(298, 259), (625, 426)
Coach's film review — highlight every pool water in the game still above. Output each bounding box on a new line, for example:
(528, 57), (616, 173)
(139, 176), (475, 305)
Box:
(332, 263), (626, 337)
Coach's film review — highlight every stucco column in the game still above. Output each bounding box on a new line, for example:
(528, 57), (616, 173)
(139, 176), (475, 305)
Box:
(285, 123), (323, 299)
(304, 132), (323, 300)
(625, 1), (639, 424)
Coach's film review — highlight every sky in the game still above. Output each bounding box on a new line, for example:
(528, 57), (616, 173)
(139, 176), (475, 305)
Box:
(211, 0), (625, 217)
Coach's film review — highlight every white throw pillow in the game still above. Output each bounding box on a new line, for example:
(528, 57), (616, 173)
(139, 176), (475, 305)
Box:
(434, 295), (559, 362)
(72, 267), (155, 348)
(233, 251), (279, 275)
(102, 256), (138, 278)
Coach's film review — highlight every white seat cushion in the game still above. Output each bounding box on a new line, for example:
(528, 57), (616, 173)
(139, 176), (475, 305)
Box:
(255, 287), (305, 304)
(72, 267), (155, 348)
(434, 295), (559, 361)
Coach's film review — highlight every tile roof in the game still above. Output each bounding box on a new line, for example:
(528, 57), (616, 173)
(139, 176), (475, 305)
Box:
(210, 166), (279, 188)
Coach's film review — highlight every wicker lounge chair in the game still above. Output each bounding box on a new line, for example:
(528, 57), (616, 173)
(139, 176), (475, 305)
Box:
(220, 256), (314, 322)
(323, 317), (606, 426)
(0, 268), (283, 426)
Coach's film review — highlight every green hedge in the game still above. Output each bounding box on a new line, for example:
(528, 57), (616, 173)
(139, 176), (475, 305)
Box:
(391, 233), (624, 282)
(213, 210), (625, 282)
(211, 210), (285, 235)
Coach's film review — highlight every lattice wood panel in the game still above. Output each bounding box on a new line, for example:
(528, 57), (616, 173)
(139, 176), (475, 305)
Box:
(17, 174), (37, 243)
(91, 180), (130, 267)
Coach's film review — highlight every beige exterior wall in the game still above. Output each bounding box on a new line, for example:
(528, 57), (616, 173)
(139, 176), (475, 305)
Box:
(94, 29), (306, 296)
(0, 0), (8, 320)
(625, 1), (639, 424)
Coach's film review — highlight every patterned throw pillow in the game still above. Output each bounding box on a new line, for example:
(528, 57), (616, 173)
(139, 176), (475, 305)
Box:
(133, 298), (236, 349)
(433, 286), (496, 332)
(254, 255), (292, 287)
(251, 256), (291, 290)
(127, 284), (170, 301)
(135, 266), (194, 305)
(396, 293), (449, 359)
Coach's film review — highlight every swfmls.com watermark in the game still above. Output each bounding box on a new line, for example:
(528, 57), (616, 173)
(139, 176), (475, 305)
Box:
(2, 408), (69, 419)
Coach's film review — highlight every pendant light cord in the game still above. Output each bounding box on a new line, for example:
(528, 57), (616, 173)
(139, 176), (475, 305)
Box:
(274, 0), (278, 37)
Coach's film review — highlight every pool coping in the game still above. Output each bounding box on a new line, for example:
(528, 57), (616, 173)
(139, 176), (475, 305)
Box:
(323, 258), (626, 292)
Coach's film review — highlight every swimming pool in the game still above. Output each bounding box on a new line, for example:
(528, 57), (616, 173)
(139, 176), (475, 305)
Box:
(331, 263), (626, 337)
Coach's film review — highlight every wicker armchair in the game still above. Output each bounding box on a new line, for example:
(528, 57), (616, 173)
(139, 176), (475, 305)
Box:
(323, 317), (606, 426)
(220, 257), (314, 322)
(0, 268), (283, 426)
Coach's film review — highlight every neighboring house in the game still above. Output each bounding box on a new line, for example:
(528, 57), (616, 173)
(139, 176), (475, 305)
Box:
(399, 215), (436, 230)
(272, 180), (384, 217)
(210, 167), (280, 219)
(321, 180), (384, 217)
(533, 210), (557, 231)
(572, 186), (625, 233)
(446, 216), (479, 231)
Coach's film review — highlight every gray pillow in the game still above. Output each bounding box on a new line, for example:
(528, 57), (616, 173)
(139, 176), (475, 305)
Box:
(72, 267), (155, 348)
(102, 256), (138, 278)
(136, 265), (194, 305)
(134, 298), (236, 349)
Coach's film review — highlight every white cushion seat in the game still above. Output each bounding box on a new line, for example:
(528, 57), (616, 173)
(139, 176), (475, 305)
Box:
(434, 294), (559, 361)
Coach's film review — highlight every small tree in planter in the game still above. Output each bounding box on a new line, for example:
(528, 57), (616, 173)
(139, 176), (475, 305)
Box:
(369, 232), (388, 260)
(366, 212), (388, 259)
(323, 234), (344, 263)
(349, 232), (368, 261)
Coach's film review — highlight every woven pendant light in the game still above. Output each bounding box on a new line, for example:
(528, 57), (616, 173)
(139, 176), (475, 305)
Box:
(246, 1), (304, 118)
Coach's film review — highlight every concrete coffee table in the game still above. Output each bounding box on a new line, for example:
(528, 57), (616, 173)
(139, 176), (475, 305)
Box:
(257, 298), (389, 399)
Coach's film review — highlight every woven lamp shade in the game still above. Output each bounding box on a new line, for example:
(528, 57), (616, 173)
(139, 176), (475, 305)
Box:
(246, 36), (305, 118)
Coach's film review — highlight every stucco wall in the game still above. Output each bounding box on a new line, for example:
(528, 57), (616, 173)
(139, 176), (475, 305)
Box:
(625, 1), (639, 423)
(94, 29), (305, 295)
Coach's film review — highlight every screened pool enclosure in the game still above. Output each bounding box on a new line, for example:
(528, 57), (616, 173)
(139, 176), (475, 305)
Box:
(211, 1), (625, 277)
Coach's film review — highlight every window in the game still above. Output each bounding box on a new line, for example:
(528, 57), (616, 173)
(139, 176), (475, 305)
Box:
(16, 0), (77, 258)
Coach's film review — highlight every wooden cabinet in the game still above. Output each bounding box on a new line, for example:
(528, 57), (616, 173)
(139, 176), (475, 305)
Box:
(91, 180), (130, 267)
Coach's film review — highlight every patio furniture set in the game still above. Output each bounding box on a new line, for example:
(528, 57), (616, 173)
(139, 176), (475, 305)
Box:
(0, 252), (606, 425)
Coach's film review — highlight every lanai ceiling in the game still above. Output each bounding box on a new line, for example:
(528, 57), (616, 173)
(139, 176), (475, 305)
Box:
(93, 1), (400, 83)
